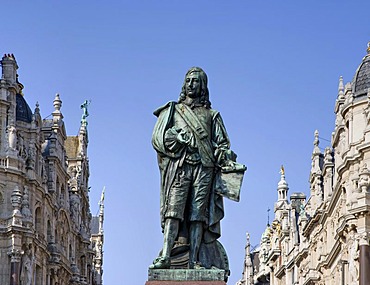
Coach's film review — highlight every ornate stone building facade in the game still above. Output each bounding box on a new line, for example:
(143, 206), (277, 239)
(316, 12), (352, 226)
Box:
(237, 43), (370, 285)
(0, 54), (104, 285)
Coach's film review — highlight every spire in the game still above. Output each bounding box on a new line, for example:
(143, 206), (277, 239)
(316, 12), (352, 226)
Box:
(367, 41), (370, 55)
(243, 232), (253, 284)
(245, 232), (252, 265)
(313, 130), (320, 154)
(338, 76), (344, 99)
(98, 187), (105, 234)
(311, 130), (322, 174)
(52, 93), (63, 123)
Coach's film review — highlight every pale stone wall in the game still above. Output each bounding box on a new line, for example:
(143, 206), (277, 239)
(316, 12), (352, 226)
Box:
(238, 44), (370, 285)
(0, 54), (104, 285)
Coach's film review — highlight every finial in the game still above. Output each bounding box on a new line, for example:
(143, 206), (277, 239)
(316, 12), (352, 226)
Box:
(267, 207), (270, 226)
(246, 232), (250, 243)
(3, 54), (15, 60)
(53, 93), (62, 111)
(314, 130), (319, 147)
(280, 165), (285, 176)
(367, 42), (370, 54)
(99, 187), (105, 205)
(34, 101), (40, 113)
(80, 100), (91, 125)
(338, 76), (344, 96)
(277, 165), (288, 199)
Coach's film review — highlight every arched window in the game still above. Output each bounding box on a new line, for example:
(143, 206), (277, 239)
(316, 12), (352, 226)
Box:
(69, 243), (73, 261)
(56, 177), (60, 199)
(47, 220), (52, 243)
(35, 265), (42, 284)
(35, 207), (42, 235)
(55, 228), (58, 245)
(60, 183), (66, 206)
(80, 255), (86, 276)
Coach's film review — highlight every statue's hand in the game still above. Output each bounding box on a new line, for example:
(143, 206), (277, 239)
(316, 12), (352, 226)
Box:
(177, 129), (190, 145)
(164, 127), (187, 152)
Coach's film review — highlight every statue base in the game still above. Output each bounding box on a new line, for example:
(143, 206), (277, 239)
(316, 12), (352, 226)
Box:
(146, 269), (227, 285)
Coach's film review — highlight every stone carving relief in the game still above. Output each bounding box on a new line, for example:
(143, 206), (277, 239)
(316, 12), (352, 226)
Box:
(363, 91), (370, 125)
(17, 133), (27, 160)
(358, 164), (370, 193)
(8, 125), (17, 150)
(68, 166), (80, 191)
(39, 155), (48, 184)
(20, 249), (34, 285)
(336, 131), (347, 157)
(21, 186), (32, 227)
(347, 230), (359, 285)
(70, 193), (80, 226)
(26, 140), (36, 170)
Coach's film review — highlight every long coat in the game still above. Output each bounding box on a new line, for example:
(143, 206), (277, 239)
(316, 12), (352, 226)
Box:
(152, 101), (230, 244)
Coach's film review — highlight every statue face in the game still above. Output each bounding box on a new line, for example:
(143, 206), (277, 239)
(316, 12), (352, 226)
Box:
(185, 72), (201, 98)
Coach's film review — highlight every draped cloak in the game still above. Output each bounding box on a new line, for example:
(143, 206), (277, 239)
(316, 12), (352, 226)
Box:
(152, 101), (230, 244)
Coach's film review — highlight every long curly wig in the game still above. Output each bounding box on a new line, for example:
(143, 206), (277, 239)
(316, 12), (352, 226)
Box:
(178, 67), (211, 109)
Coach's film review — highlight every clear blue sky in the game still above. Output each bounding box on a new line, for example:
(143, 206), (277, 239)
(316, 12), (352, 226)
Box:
(2, 1), (370, 284)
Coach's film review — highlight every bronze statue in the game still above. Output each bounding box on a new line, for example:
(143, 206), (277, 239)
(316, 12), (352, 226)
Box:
(150, 67), (245, 271)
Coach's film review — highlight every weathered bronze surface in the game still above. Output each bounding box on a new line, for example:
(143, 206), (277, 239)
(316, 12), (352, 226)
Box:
(150, 67), (246, 280)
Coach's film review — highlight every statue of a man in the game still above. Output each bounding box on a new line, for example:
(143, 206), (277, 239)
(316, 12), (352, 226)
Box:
(21, 250), (33, 285)
(150, 67), (242, 270)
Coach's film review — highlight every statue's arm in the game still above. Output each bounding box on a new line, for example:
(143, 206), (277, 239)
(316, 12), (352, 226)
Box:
(152, 102), (183, 158)
(212, 112), (236, 166)
(152, 107), (170, 155)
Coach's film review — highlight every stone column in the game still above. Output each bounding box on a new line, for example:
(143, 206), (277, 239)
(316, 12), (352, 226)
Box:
(8, 249), (22, 285)
(359, 244), (370, 285)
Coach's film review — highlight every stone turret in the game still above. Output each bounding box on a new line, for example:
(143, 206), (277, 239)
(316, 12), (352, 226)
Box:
(237, 233), (253, 285)
(308, 130), (324, 212)
(1, 54), (18, 84)
(274, 166), (289, 220)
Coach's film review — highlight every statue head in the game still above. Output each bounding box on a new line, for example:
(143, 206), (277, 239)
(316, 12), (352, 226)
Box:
(179, 67), (211, 108)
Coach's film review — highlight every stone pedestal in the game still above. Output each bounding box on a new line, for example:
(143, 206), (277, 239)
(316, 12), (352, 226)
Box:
(146, 269), (227, 285)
